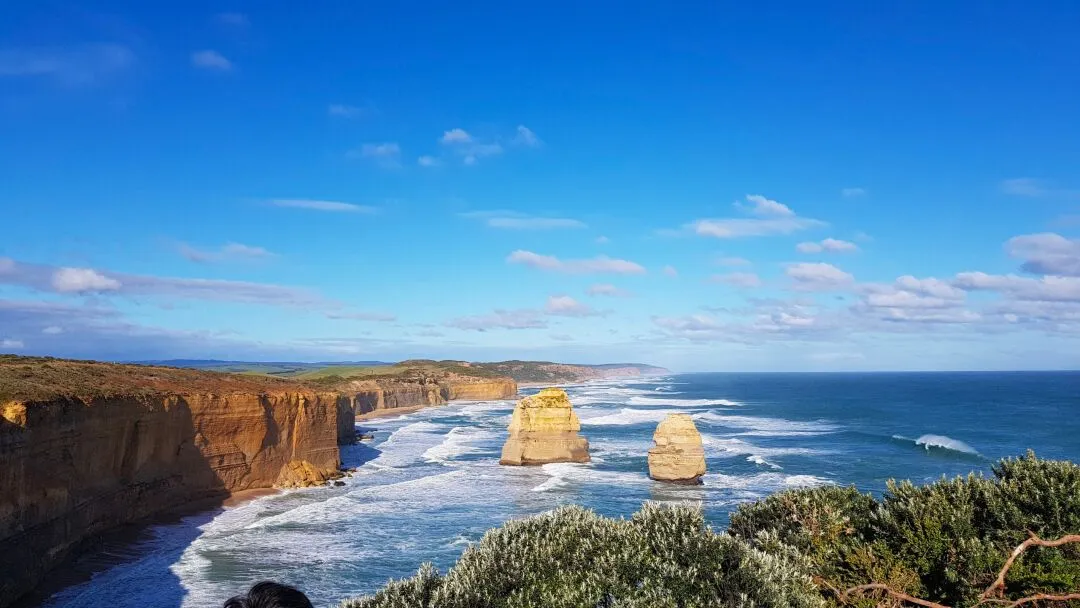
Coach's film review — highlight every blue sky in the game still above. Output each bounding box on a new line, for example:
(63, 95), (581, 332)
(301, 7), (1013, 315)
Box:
(2, 2), (1079, 371)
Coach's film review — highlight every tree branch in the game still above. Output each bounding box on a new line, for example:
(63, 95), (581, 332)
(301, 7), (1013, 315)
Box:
(840, 533), (1080, 608)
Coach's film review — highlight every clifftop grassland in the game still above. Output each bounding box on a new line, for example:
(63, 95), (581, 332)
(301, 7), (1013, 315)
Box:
(0, 355), (307, 404)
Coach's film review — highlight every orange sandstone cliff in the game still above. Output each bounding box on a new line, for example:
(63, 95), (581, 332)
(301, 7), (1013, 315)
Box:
(0, 358), (344, 607)
(344, 376), (517, 416)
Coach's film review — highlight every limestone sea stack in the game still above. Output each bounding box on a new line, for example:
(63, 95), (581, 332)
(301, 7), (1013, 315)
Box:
(647, 413), (706, 483)
(499, 388), (590, 465)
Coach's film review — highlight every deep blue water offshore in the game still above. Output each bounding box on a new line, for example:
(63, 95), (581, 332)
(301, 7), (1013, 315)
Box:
(40, 372), (1080, 607)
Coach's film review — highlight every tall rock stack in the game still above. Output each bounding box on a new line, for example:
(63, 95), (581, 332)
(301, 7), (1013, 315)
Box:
(499, 388), (590, 465)
(648, 413), (706, 484)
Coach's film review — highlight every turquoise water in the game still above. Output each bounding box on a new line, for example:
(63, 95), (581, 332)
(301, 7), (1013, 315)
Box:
(39, 372), (1079, 607)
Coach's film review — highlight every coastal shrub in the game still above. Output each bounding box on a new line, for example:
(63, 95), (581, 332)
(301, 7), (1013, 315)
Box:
(342, 503), (824, 608)
(347, 454), (1080, 608)
(730, 451), (1080, 607)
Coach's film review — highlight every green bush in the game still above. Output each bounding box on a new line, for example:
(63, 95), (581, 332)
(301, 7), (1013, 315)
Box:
(342, 504), (824, 608)
(729, 451), (1080, 607)
(345, 454), (1080, 608)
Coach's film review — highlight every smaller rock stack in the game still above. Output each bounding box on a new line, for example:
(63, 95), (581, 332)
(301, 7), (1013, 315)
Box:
(648, 413), (706, 484)
(499, 388), (591, 465)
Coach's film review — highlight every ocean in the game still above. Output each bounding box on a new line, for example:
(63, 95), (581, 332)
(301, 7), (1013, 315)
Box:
(37, 371), (1080, 608)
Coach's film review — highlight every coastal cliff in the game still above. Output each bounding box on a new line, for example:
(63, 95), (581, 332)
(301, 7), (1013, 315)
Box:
(0, 358), (343, 607)
(345, 377), (517, 417)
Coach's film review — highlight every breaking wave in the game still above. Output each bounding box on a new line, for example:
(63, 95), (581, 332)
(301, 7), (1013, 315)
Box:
(893, 434), (981, 457)
(627, 396), (741, 407)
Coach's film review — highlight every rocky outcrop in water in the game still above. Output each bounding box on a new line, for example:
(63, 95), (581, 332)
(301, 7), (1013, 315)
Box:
(647, 414), (706, 483)
(0, 358), (343, 607)
(499, 388), (590, 465)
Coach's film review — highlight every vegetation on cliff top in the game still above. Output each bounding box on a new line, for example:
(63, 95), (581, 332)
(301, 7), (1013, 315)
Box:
(0, 355), (307, 403)
(346, 452), (1080, 608)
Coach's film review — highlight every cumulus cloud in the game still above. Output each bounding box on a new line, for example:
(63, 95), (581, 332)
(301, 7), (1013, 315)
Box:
(417, 155), (441, 167)
(1001, 178), (1049, 197)
(785, 263), (854, 291)
(270, 199), (376, 213)
(954, 272), (1080, 302)
(52, 268), (122, 293)
(1, 258), (326, 307)
(737, 194), (795, 217)
(446, 309), (547, 331)
(179, 242), (275, 263)
(507, 250), (646, 275)
(1006, 232), (1080, 276)
(587, 283), (632, 297)
(441, 128), (472, 144)
(710, 272), (762, 288)
(685, 195), (825, 239)
(595, 236), (610, 244)
(841, 187), (867, 198)
(796, 238), (859, 254)
(42, 326), (63, 335)
(191, 50), (232, 71)
(544, 295), (603, 317)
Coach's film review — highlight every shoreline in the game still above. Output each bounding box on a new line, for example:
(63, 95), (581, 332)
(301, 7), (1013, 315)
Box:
(355, 403), (443, 421)
(12, 486), (282, 608)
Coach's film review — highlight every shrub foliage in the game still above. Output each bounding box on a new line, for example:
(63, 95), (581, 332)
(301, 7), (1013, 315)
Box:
(344, 453), (1080, 608)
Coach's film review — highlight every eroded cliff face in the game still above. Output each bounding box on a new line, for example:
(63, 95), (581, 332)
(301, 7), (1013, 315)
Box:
(0, 390), (341, 607)
(349, 378), (517, 416)
(499, 388), (590, 465)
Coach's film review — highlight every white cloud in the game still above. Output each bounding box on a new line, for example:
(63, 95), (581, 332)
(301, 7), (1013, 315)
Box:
(796, 238), (859, 254)
(0, 258), (13, 274)
(328, 104), (363, 118)
(785, 263), (854, 291)
(417, 155), (441, 167)
(514, 125), (541, 147)
(270, 199), (376, 213)
(550, 333), (575, 342)
(441, 128), (472, 144)
(179, 242), (274, 263)
(687, 195), (824, 239)
(446, 309), (547, 331)
(710, 272), (762, 288)
(544, 295), (602, 317)
(1006, 232), (1080, 276)
(716, 256), (751, 267)
(507, 250), (646, 275)
(587, 283), (632, 297)
(841, 187), (867, 198)
(1001, 178), (1048, 197)
(954, 272), (1080, 302)
(595, 236), (610, 244)
(0, 44), (134, 86)
(191, 50), (232, 71)
(663, 265), (678, 278)
(893, 276), (966, 299)
(461, 211), (584, 230)
(52, 268), (122, 293)
(42, 326), (63, 335)
(737, 194), (795, 217)
(1, 338), (23, 349)
(355, 142), (401, 167)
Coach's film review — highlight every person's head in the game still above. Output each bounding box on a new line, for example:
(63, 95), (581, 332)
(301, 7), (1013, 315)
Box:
(224, 581), (314, 608)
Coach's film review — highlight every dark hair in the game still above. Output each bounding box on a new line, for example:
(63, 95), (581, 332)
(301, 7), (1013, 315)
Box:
(224, 581), (314, 608)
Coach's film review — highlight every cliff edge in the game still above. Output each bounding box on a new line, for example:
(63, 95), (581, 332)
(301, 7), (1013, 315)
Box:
(0, 357), (343, 607)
